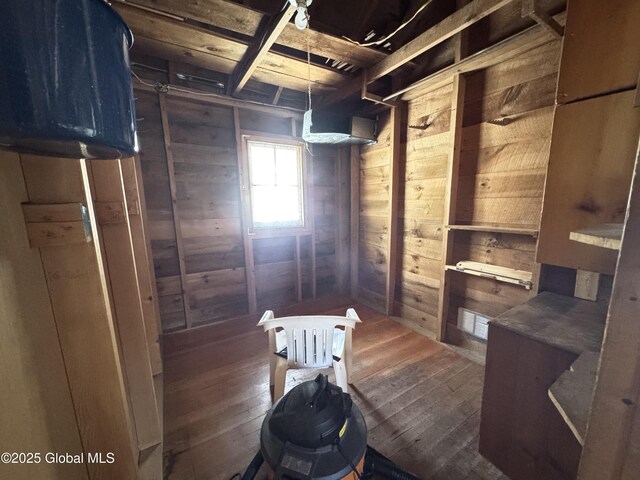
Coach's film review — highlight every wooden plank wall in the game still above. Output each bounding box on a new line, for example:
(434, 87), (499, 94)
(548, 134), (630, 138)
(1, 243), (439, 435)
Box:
(395, 82), (452, 333)
(456, 40), (560, 228)
(357, 110), (392, 310)
(136, 91), (342, 332)
(446, 39), (561, 345)
(353, 39), (562, 341)
(313, 145), (341, 296)
(168, 97), (246, 328)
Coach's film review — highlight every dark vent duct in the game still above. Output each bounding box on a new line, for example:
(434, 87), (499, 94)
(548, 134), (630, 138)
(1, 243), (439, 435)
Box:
(0, 0), (137, 159)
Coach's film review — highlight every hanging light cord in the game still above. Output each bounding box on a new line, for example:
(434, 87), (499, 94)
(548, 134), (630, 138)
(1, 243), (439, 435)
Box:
(342, 0), (434, 47)
(306, 33), (312, 111)
(304, 26), (314, 156)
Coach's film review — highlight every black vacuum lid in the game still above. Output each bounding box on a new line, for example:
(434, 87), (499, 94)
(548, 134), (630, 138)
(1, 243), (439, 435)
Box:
(261, 375), (368, 480)
(269, 375), (350, 448)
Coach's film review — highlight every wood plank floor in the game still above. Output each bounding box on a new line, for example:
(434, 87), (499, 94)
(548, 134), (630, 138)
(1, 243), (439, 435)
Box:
(162, 301), (508, 480)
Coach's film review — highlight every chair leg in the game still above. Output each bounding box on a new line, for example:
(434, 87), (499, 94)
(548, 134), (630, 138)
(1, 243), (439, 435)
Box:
(344, 328), (353, 384)
(333, 359), (349, 394)
(269, 356), (276, 387)
(273, 359), (288, 403)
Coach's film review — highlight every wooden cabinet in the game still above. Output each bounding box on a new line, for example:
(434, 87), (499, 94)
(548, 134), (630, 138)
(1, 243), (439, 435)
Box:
(537, 0), (640, 274)
(556, 0), (640, 104)
(537, 91), (640, 274)
(479, 292), (606, 480)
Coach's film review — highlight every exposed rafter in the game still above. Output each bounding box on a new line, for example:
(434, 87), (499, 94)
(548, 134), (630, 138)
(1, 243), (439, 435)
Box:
(115, 0), (387, 69)
(115, 3), (346, 93)
(230, 2), (297, 95)
(394, 11), (567, 101)
(320, 0), (518, 106)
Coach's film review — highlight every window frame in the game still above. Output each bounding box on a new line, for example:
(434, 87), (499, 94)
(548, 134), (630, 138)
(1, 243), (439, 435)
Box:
(239, 133), (311, 237)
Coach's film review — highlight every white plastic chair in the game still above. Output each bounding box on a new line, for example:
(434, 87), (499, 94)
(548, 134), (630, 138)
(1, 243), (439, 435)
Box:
(257, 308), (361, 402)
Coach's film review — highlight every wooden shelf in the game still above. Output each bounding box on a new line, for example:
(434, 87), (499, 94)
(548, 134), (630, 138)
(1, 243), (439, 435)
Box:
(446, 224), (539, 237)
(569, 223), (623, 250)
(446, 261), (533, 289)
(549, 351), (600, 446)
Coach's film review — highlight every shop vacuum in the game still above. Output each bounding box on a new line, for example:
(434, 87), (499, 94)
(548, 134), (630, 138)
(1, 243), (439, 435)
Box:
(241, 374), (421, 480)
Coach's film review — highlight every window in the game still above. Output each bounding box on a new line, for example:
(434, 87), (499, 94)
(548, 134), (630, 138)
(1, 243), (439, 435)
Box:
(246, 139), (305, 230)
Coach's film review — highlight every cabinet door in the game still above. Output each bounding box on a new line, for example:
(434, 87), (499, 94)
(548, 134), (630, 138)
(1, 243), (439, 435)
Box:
(557, 0), (640, 104)
(480, 326), (581, 480)
(537, 90), (640, 274)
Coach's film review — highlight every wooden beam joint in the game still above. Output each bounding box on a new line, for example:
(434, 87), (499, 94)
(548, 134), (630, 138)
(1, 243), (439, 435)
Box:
(521, 0), (564, 37)
(361, 74), (402, 108)
(231, 3), (297, 96)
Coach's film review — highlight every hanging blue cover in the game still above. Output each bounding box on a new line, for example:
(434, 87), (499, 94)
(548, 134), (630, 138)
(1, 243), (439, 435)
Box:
(0, 0), (137, 159)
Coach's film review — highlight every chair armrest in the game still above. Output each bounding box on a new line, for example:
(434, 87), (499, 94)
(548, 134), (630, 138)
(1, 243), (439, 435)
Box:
(257, 310), (275, 328)
(346, 308), (361, 323)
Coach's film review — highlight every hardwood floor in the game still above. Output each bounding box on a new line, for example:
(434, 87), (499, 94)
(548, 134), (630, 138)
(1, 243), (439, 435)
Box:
(162, 301), (508, 480)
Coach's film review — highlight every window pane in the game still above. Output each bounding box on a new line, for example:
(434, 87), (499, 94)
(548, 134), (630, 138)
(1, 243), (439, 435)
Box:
(252, 185), (302, 226)
(249, 144), (276, 186)
(247, 140), (304, 229)
(275, 147), (299, 186)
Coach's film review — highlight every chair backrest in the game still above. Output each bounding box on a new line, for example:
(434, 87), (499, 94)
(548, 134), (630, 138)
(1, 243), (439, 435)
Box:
(257, 309), (361, 368)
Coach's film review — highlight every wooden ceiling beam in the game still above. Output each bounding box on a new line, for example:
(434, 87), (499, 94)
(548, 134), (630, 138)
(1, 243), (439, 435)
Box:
(319, 0), (517, 106)
(116, 0), (387, 68)
(115, 3), (345, 93)
(367, 0), (516, 82)
(231, 2), (297, 96)
(396, 11), (566, 101)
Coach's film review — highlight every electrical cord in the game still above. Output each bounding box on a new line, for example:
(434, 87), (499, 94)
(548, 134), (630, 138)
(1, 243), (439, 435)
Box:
(342, 0), (434, 47)
(335, 438), (363, 480)
(132, 69), (226, 97)
(227, 474), (241, 480)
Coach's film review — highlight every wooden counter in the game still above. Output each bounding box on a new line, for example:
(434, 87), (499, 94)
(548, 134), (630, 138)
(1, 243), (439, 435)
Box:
(489, 292), (606, 354)
(479, 292), (606, 480)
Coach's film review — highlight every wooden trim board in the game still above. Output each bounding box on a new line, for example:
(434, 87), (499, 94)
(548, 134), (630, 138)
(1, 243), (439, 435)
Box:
(159, 93), (192, 328)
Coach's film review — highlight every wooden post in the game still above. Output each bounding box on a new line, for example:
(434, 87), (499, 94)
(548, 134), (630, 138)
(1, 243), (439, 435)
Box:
(385, 105), (402, 315)
(159, 93), (192, 328)
(306, 145), (317, 299)
(578, 140), (640, 480)
(120, 157), (163, 375)
(133, 156), (164, 340)
(20, 155), (137, 479)
(295, 235), (302, 302)
(335, 147), (351, 294)
(350, 146), (360, 298)
(88, 160), (161, 451)
(437, 73), (466, 342)
(234, 107), (258, 314)
(574, 270), (601, 301)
